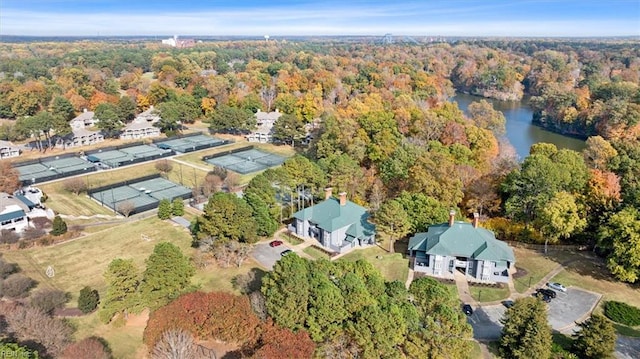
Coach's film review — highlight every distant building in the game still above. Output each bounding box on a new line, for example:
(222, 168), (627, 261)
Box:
(0, 140), (20, 159)
(161, 35), (195, 48)
(120, 106), (161, 140)
(246, 109), (282, 143)
(63, 109), (104, 148)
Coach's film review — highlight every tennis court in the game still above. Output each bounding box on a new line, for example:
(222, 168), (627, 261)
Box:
(16, 156), (96, 184)
(89, 176), (192, 215)
(204, 148), (286, 174)
(155, 134), (226, 153)
(86, 145), (172, 168)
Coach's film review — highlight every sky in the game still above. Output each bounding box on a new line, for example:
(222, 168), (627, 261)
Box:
(1, 0), (639, 37)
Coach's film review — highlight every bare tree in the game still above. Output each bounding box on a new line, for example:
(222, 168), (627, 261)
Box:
(62, 177), (88, 195)
(249, 291), (267, 321)
(152, 329), (198, 359)
(0, 161), (21, 194)
(155, 160), (174, 177)
(2, 304), (73, 357)
(202, 173), (224, 197)
(224, 172), (240, 192)
(234, 242), (252, 268)
(260, 86), (276, 111)
(116, 201), (136, 217)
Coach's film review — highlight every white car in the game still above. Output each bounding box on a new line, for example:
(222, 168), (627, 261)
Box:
(547, 282), (567, 292)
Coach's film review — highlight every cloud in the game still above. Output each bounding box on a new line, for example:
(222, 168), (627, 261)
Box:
(1, 3), (638, 37)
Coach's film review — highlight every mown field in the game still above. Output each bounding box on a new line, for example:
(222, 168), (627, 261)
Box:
(3, 216), (261, 358)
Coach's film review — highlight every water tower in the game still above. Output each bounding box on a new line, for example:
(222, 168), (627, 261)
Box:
(264, 35), (270, 43)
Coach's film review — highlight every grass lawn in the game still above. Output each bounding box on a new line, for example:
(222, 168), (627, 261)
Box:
(512, 247), (560, 293)
(469, 341), (483, 359)
(469, 285), (510, 303)
(192, 259), (262, 294)
(303, 246), (331, 260)
(3, 217), (193, 303)
(339, 246), (409, 283)
(281, 232), (303, 245)
(70, 312), (147, 359)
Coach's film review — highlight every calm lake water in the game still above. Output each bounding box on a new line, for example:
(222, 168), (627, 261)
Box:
(452, 93), (586, 160)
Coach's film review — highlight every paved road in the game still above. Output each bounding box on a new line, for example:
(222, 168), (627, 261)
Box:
(616, 336), (640, 359)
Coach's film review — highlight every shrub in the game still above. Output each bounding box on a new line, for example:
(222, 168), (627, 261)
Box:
(171, 198), (185, 216)
(157, 199), (172, 220)
(604, 301), (640, 326)
(78, 286), (100, 314)
(60, 337), (111, 359)
(51, 215), (68, 236)
(0, 229), (20, 244)
(2, 273), (36, 298)
(30, 288), (69, 314)
(0, 257), (18, 279)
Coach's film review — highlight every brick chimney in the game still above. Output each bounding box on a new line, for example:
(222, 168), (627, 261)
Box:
(324, 187), (333, 200)
(473, 212), (480, 228)
(339, 192), (347, 206)
(448, 210), (456, 227)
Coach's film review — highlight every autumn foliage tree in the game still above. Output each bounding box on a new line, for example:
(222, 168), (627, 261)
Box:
(143, 291), (261, 349)
(0, 161), (21, 193)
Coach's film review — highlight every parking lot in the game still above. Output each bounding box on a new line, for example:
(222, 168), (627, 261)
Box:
(468, 286), (601, 340)
(251, 241), (293, 270)
(546, 287), (601, 331)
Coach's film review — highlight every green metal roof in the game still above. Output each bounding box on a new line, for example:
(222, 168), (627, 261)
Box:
(293, 197), (375, 238)
(408, 221), (515, 263)
(0, 210), (25, 222)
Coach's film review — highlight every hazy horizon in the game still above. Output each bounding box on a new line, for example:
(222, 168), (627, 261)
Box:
(1, 0), (639, 37)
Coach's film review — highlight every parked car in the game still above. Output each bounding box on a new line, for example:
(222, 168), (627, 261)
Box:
(280, 249), (293, 256)
(547, 282), (567, 292)
(462, 304), (473, 316)
(502, 300), (515, 308)
(536, 291), (552, 303)
(538, 288), (557, 298)
(269, 240), (283, 247)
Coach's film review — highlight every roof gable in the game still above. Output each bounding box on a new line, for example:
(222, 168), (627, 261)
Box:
(408, 221), (515, 263)
(293, 197), (375, 235)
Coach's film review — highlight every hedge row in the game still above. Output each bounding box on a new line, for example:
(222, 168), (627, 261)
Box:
(604, 301), (640, 326)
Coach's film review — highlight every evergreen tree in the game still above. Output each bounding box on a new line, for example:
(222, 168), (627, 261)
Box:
(171, 198), (185, 216)
(157, 199), (172, 220)
(51, 96), (76, 121)
(573, 314), (617, 359)
(139, 242), (195, 310)
(500, 297), (552, 359)
(51, 215), (68, 236)
(193, 192), (258, 243)
(99, 258), (140, 323)
(78, 286), (100, 314)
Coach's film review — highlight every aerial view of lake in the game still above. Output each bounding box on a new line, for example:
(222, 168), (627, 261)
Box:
(452, 93), (586, 160)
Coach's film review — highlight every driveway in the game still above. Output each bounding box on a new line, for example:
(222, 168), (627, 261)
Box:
(468, 304), (505, 340)
(546, 287), (601, 333)
(251, 242), (292, 270)
(616, 336), (640, 359)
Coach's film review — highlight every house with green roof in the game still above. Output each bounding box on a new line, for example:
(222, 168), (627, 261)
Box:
(290, 189), (376, 253)
(408, 211), (515, 283)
